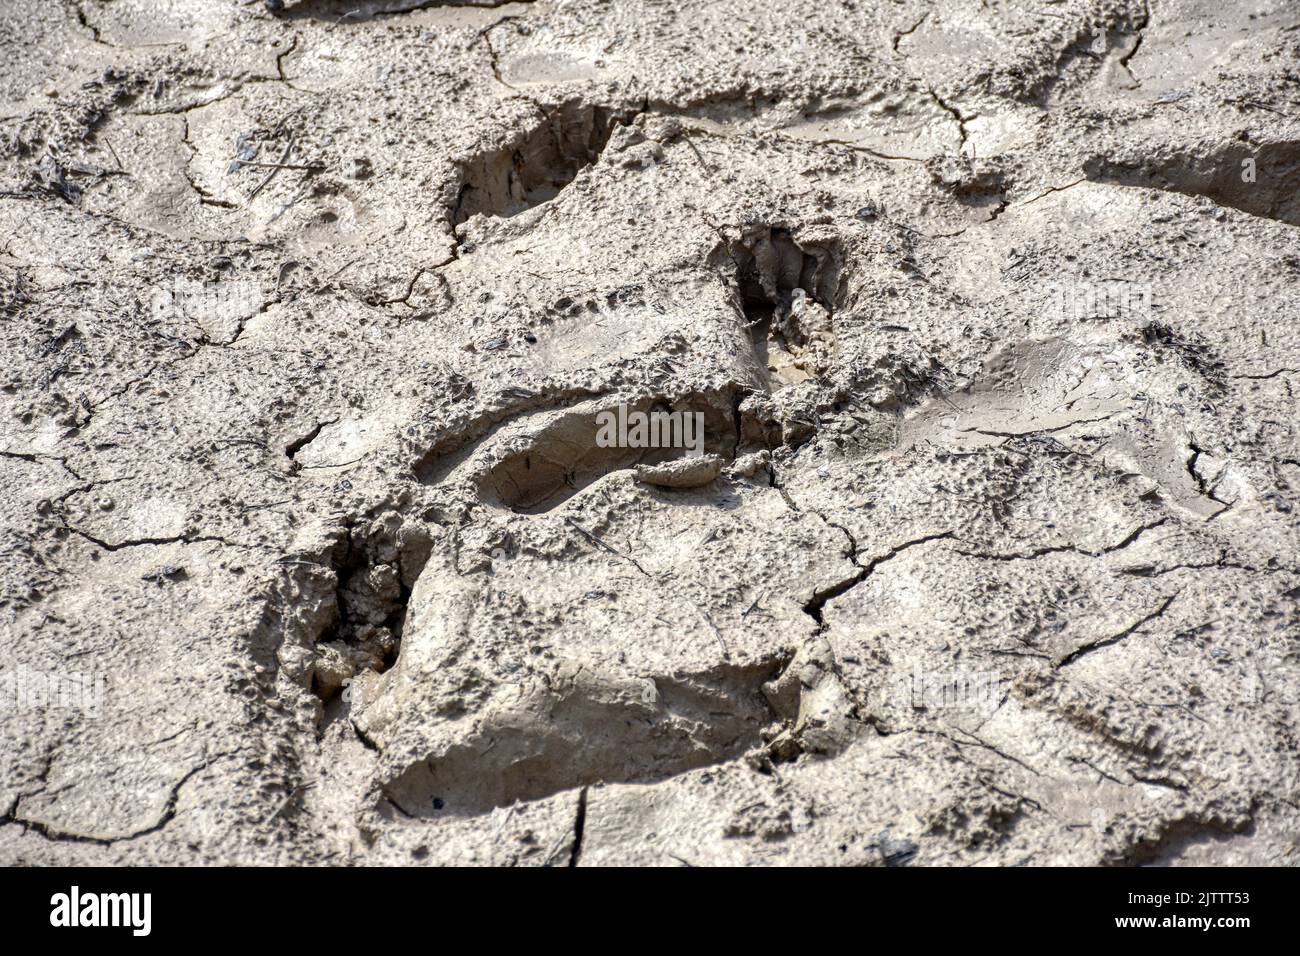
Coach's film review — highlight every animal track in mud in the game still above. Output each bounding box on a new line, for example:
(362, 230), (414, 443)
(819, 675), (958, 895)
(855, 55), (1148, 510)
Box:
(717, 226), (844, 388)
(726, 225), (843, 311)
(486, 396), (743, 511)
(381, 656), (788, 817)
(452, 103), (639, 225)
(430, 393), (740, 513)
(1086, 139), (1300, 226)
(268, 513), (436, 706)
(306, 220), (841, 821)
(413, 226), (845, 509)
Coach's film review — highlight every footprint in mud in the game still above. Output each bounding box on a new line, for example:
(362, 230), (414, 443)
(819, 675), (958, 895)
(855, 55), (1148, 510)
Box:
(897, 335), (1252, 518)
(416, 221), (850, 513)
(421, 392), (740, 513)
(715, 224), (844, 388)
(342, 221), (856, 818)
(452, 103), (640, 225)
(1086, 139), (1300, 226)
(378, 657), (787, 816)
(899, 336), (1135, 449)
(358, 554), (854, 818)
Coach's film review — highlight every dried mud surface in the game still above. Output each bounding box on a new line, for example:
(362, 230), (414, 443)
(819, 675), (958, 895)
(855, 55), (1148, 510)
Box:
(1, 0), (1298, 866)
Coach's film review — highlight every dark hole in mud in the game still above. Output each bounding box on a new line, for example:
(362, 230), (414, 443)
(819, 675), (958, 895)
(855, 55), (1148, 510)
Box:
(732, 227), (840, 310)
(310, 567), (409, 704)
(743, 299), (778, 370)
(725, 227), (842, 388)
(452, 103), (638, 224)
(1140, 321), (1225, 383)
(1086, 140), (1300, 226)
(305, 521), (434, 706)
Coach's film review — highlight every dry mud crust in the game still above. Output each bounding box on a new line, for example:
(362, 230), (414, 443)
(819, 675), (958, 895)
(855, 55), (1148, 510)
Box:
(1, 0), (1299, 866)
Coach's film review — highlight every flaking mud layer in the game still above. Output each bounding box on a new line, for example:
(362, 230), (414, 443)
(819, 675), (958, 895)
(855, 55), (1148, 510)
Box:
(1, 0), (1299, 866)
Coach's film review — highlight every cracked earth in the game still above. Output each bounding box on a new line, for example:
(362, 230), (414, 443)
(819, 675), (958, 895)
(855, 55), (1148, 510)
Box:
(1, 0), (1299, 866)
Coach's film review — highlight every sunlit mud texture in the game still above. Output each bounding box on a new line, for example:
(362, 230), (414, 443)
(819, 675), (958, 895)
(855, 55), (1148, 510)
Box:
(2, 0), (1299, 866)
